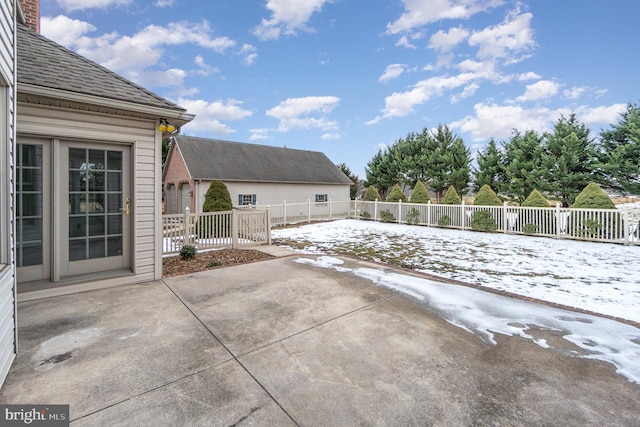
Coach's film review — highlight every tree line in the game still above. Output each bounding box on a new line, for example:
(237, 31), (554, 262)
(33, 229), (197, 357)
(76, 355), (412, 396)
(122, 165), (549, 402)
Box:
(357, 103), (640, 206)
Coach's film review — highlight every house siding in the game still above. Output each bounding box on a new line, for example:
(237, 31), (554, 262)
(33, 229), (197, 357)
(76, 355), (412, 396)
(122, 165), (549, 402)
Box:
(194, 181), (349, 212)
(0, 0), (15, 389)
(17, 103), (162, 291)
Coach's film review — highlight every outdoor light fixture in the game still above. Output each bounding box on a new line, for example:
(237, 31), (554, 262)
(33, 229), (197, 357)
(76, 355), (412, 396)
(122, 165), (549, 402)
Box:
(158, 119), (177, 134)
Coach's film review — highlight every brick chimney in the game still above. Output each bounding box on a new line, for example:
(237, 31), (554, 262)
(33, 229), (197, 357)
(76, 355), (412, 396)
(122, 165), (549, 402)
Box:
(21, 0), (40, 33)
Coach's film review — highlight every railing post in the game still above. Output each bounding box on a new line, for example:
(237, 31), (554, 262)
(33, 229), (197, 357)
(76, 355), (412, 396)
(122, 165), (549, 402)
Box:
(266, 207), (272, 245)
(353, 199), (358, 219)
(427, 200), (431, 226)
(398, 200), (402, 223)
(623, 211), (630, 245)
(503, 201), (508, 233)
(232, 208), (239, 249)
(329, 198), (332, 220)
(184, 207), (191, 246)
(461, 200), (466, 230)
(555, 203), (561, 238)
(374, 198), (378, 222)
(283, 200), (287, 225)
(308, 199), (312, 223)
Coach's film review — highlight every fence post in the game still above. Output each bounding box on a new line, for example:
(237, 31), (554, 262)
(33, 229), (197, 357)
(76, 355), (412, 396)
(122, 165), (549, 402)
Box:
(353, 199), (358, 219)
(329, 198), (332, 220)
(266, 207), (272, 245)
(308, 199), (311, 223)
(283, 200), (287, 225)
(503, 201), (508, 233)
(623, 211), (630, 245)
(374, 198), (378, 222)
(184, 207), (191, 246)
(232, 209), (239, 249)
(555, 203), (561, 238)
(427, 200), (431, 226)
(398, 200), (402, 223)
(461, 200), (466, 230)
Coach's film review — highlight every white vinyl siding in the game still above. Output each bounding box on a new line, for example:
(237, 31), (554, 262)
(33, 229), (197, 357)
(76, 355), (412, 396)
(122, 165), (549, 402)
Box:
(0, 0), (16, 388)
(195, 182), (349, 212)
(17, 104), (162, 291)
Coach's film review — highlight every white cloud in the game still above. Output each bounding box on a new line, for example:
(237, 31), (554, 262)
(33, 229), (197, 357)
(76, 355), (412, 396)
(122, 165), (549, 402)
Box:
(396, 35), (417, 49)
(451, 83), (479, 103)
(252, 0), (332, 41)
(155, 0), (175, 6)
(450, 102), (569, 141)
(563, 86), (588, 100)
(379, 64), (406, 82)
(468, 11), (535, 62)
(387, 0), (503, 35)
(429, 26), (469, 52)
(516, 80), (560, 102)
(578, 104), (627, 126)
(55, 0), (132, 12)
(517, 71), (541, 81)
(249, 128), (271, 141)
(321, 133), (341, 140)
(267, 96), (340, 132)
(41, 15), (96, 47)
(178, 98), (253, 135)
(238, 44), (258, 65)
(194, 55), (220, 76)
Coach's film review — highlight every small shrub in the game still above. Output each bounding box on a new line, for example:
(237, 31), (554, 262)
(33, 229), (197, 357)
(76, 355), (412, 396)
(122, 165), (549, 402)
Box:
(410, 181), (430, 204)
(438, 215), (452, 226)
(386, 184), (408, 202)
(406, 208), (420, 225)
(363, 186), (382, 201)
(179, 244), (196, 260)
(572, 183), (615, 209)
(470, 210), (497, 231)
(380, 209), (396, 223)
(207, 261), (222, 268)
(360, 211), (371, 220)
(523, 223), (538, 234)
(568, 183), (621, 239)
(441, 186), (462, 205)
(474, 185), (502, 206)
(203, 180), (232, 212)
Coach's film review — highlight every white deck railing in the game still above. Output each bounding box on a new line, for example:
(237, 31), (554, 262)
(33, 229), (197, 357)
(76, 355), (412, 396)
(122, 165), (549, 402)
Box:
(162, 208), (271, 255)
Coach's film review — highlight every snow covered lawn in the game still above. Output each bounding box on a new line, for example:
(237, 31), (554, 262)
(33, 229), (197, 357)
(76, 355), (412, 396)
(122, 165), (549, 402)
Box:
(273, 219), (640, 323)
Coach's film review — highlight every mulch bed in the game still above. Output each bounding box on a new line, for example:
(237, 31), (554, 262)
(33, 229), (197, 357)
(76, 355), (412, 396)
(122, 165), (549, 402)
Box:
(162, 249), (274, 277)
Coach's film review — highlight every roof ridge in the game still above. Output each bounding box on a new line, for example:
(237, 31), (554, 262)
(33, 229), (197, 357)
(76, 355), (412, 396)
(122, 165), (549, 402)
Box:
(175, 135), (325, 155)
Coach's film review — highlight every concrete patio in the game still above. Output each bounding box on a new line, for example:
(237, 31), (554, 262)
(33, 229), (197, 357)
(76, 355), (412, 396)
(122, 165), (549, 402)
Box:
(1, 251), (640, 426)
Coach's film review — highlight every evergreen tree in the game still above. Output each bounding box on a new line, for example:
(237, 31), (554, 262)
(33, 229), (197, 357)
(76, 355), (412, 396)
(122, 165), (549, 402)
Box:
(441, 185), (462, 205)
(337, 162), (360, 200)
(363, 186), (382, 201)
(386, 184), (408, 202)
(203, 180), (232, 212)
(572, 183), (615, 209)
(502, 129), (546, 203)
(365, 147), (399, 198)
(410, 180), (430, 203)
(594, 103), (640, 195)
(544, 113), (595, 207)
(474, 138), (504, 192)
(428, 125), (470, 201)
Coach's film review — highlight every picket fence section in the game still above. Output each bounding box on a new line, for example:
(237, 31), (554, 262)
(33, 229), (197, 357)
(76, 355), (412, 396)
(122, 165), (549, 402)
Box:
(253, 199), (639, 246)
(162, 208), (270, 255)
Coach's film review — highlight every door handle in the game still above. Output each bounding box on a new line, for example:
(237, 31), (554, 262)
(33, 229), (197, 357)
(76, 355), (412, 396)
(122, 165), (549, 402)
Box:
(121, 197), (130, 215)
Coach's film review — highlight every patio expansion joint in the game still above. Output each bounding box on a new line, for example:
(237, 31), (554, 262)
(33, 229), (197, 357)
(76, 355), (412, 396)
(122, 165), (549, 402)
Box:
(160, 279), (302, 427)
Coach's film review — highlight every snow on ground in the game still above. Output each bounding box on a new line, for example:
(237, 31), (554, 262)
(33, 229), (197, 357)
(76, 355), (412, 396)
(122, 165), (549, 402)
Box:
(295, 256), (640, 384)
(273, 219), (640, 322)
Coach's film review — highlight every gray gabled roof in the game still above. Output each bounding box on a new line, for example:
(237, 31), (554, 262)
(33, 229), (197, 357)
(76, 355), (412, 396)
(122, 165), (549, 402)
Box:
(16, 23), (186, 113)
(173, 136), (353, 185)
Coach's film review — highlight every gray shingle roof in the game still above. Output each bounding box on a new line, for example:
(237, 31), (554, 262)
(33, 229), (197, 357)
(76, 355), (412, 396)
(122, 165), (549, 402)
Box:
(174, 136), (353, 185)
(16, 23), (186, 112)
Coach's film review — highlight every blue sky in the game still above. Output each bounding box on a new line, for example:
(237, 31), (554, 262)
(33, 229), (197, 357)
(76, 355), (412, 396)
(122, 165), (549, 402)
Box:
(40, 0), (639, 178)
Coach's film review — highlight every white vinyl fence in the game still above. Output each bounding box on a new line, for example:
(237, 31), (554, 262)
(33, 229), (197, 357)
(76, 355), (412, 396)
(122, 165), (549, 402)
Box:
(162, 208), (271, 255)
(251, 199), (639, 246)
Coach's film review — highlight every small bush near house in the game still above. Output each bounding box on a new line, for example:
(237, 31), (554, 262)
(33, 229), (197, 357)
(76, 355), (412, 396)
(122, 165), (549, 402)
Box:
(572, 183), (615, 209)
(380, 209), (396, 223)
(441, 186), (462, 205)
(523, 223), (539, 234)
(410, 181), (430, 204)
(521, 189), (551, 234)
(438, 215), (452, 226)
(386, 184), (408, 202)
(203, 180), (233, 212)
(360, 211), (372, 220)
(363, 186), (382, 201)
(406, 208), (420, 225)
(180, 244), (196, 260)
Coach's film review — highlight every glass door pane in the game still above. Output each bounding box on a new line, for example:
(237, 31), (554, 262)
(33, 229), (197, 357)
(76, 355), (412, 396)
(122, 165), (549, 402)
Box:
(16, 144), (44, 267)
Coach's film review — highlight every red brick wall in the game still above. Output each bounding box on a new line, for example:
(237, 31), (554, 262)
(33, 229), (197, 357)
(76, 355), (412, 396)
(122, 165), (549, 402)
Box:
(163, 144), (193, 213)
(21, 0), (40, 32)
